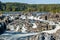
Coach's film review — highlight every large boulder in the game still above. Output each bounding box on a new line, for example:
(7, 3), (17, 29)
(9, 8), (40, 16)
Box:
(0, 22), (6, 34)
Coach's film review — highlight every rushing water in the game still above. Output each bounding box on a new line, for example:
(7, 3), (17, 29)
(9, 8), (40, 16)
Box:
(0, 31), (39, 40)
(0, 12), (56, 40)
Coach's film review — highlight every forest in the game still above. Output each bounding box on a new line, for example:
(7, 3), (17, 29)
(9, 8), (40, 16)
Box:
(0, 1), (60, 13)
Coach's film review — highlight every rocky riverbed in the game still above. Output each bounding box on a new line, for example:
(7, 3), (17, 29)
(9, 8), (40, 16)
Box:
(0, 12), (60, 40)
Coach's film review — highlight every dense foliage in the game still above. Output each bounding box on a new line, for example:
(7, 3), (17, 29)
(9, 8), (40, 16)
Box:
(0, 1), (60, 13)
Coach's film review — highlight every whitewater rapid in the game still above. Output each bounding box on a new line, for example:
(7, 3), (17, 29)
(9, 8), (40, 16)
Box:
(8, 15), (60, 34)
(21, 15), (60, 34)
(1, 15), (60, 40)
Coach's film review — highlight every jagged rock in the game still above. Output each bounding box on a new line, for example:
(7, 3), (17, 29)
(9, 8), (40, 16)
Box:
(0, 22), (6, 34)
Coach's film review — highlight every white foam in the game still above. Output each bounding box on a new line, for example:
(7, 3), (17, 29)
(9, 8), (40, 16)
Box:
(32, 23), (37, 28)
(42, 24), (60, 34)
(21, 24), (27, 33)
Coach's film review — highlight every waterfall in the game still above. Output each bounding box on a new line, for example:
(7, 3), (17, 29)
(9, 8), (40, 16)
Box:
(39, 33), (45, 40)
(15, 25), (20, 32)
(20, 15), (26, 19)
(32, 23), (37, 28)
(44, 33), (52, 40)
(27, 16), (34, 19)
(42, 24), (60, 34)
(21, 24), (27, 33)
(10, 16), (15, 20)
(10, 25), (14, 31)
(38, 33), (55, 40)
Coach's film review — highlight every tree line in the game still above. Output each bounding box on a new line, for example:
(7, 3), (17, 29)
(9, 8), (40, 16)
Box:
(0, 1), (60, 13)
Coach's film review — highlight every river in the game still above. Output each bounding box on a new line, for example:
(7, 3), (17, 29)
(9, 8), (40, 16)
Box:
(0, 12), (56, 40)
